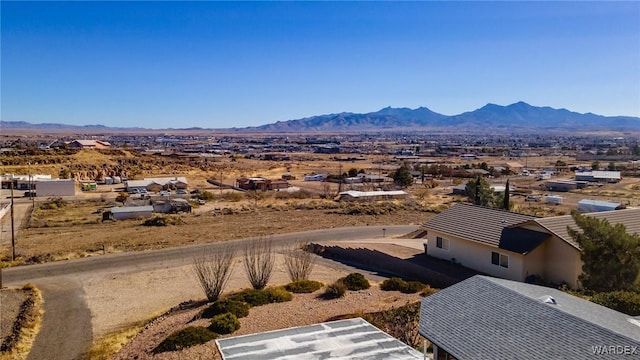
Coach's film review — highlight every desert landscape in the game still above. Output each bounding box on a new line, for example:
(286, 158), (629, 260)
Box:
(1, 134), (640, 359)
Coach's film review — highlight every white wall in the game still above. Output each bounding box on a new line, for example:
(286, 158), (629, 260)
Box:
(36, 179), (76, 197)
(426, 230), (525, 282)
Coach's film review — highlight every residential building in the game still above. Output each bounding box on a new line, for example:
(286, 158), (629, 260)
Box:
(68, 140), (111, 149)
(419, 275), (640, 360)
(422, 203), (640, 288)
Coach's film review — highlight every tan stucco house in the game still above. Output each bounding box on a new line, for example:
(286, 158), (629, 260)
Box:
(423, 203), (640, 289)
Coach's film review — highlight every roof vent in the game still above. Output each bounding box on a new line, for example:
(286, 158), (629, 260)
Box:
(540, 295), (557, 305)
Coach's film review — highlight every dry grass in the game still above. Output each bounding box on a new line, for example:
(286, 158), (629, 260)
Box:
(6, 200), (432, 265)
(0, 284), (44, 360)
(81, 311), (167, 360)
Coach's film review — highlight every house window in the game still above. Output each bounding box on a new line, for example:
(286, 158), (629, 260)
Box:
(491, 251), (509, 268)
(436, 236), (449, 250)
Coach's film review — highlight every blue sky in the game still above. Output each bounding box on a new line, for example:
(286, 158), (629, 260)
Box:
(2, 1), (639, 129)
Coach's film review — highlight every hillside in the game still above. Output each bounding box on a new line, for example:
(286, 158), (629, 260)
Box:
(3, 102), (639, 133)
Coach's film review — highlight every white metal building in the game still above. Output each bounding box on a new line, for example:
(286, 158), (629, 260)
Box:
(110, 206), (154, 220)
(35, 179), (76, 197)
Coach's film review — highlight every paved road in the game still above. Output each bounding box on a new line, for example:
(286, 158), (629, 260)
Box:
(3, 225), (419, 360)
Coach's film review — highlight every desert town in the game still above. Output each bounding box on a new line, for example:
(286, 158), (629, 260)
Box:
(1, 131), (639, 359)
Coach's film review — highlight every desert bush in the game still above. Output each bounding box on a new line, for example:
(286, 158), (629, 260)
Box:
(219, 192), (244, 202)
(227, 289), (270, 307)
(323, 281), (347, 299)
(380, 278), (427, 293)
(283, 244), (316, 282)
(591, 291), (640, 316)
(420, 285), (440, 297)
(243, 237), (274, 289)
(380, 278), (406, 292)
(209, 313), (241, 335)
(285, 280), (323, 293)
(363, 302), (422, 349)
(403, 281), (427, 293)
(153, 326), (217, 353)
(263, 287), (293, 303)
(201, 299), (250, 319)
(142, 215), (184, 226)
(39, 197), (66, 210)
(340, 273), (370, 291)
(192, 245), (236, 302)
(198, 190), (215, 201)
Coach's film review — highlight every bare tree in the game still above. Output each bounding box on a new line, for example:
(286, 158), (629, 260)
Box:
(243, 237), (274, 289)
(192, 245), (236, 302)
(283, 244), (315, 282)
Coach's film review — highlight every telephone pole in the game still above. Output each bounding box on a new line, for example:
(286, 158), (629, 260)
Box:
(10, 180), (16, 261)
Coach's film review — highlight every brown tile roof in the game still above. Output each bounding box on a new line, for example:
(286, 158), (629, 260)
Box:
(423, 203), (539, 253)
(534, 208), (640, 249)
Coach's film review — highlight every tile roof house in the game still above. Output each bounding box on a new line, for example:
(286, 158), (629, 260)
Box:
(68, 139), (111, 149)
(419, 275), (640, 360)
(423, 203), (640, 288)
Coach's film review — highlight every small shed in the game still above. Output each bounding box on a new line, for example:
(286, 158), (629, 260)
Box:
(337, 190), (407, 202)
(110, 206), (154, 220)
(577, 199), (625, 213)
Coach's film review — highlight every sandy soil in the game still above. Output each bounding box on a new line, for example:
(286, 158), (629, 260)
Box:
(0, 288), (28, 346)
(83, 253), (379, 340)
(112, 282), (422, 360)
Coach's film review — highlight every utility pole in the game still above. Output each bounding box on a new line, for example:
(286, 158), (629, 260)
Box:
(10, 180), (15, 261)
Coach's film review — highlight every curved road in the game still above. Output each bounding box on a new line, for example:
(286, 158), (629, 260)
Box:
(4, 225), (419, 360)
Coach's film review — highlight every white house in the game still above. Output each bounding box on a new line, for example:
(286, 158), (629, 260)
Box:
(422, 203), (640, 289)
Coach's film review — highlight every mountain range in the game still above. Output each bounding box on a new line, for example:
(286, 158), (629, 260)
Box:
(2, 102), (639, 133)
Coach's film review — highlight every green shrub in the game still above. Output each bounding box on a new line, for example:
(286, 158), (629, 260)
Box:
(285, 280), (324, 293)
(380, 277), (407, 292)
(153, 326), (217, 353)
(591, 291), (640, 316)
(323, 281), (347, 299)
(381, 277), (428, 294)
(227, 289), (270, 307)
(420, 285), (439, 297)
(209, 313), (241, 335)
(263, 287), (293, 303)
(340, 273), (370, 291)
(402, 281), (427, 294)
(202, 299), (250, 319)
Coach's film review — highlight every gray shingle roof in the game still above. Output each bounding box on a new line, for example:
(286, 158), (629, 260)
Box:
(534, 208), (640, 249)
(419, 276), (640, 360)
(423, 203), (540, 253)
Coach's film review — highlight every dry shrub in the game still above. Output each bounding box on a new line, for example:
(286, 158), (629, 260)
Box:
(192, 245), (236, 302)
(243, 237), (274, 289)
(283, 244), (315, 282)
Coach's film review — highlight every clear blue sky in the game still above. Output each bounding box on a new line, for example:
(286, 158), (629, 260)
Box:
(2, 1), (639, 129)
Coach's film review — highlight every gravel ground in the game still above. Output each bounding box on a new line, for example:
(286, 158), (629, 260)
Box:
(0, 287), (28, 347)
(113, 285), (422, 360)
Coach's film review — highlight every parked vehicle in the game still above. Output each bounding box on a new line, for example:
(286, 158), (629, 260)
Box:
(175, 189), (188, 195)
(159, 190), (171, 196)
(545, 195), (563, 205)
(525, 195), (541, 202)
